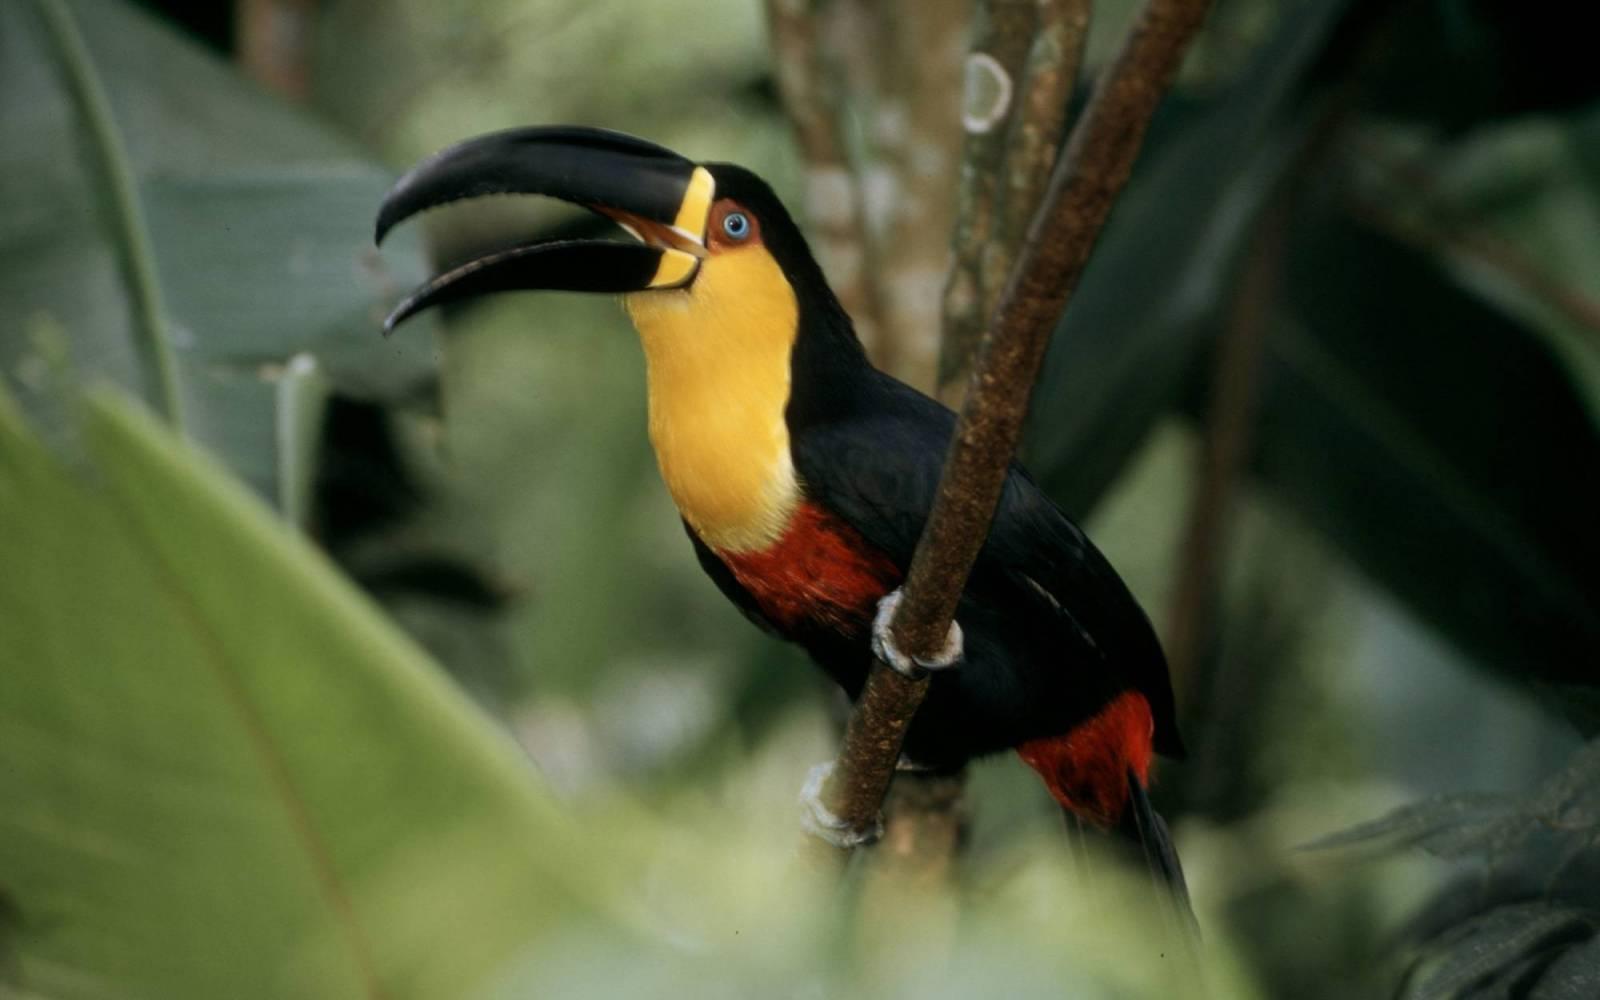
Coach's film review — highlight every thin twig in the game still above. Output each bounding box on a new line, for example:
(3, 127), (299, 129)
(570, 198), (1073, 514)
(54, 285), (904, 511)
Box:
(939, 0), (1039, 400)
(1164, 100), (1352, 692)
(33, 0), (185, 432)
(1163, 191), (1286, 687)
(818, 0), (1217, 845)
(940, 0), (1090, 403)
(988, 0), (1090, 316)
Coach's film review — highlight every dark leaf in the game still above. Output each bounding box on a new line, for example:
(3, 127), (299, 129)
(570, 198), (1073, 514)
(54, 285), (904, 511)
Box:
(1530, 935), (1600, 1000)
(1531, 737), (1600, 825)
(1409, 902), (1595, 1000)
(1303, 793), (1515, 853)
(1256, 207), (1600, 708)
(0, 0), (437, 515)
(1028, 0), (1350, 514)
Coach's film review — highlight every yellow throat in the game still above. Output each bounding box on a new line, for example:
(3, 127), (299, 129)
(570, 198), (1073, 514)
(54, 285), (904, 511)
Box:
(624, 246), (801, 553)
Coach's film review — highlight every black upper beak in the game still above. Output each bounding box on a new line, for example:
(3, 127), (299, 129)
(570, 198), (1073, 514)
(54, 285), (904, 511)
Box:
(375, 126), (714, 332)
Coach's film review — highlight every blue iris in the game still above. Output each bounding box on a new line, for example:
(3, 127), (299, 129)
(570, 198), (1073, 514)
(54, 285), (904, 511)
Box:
(722, 212), (751, 240)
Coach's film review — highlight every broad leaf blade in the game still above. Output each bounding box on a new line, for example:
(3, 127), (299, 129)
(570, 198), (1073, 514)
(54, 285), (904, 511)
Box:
(0, 389), (594, 998)
(1409, 902), (1595, 1000)
(1256, 210), (1600, 702)
(1377, 112), (1600, 422)
(0, 0), (435, 510)
(1531, 936), (1600, 1000)
(1302, 794), (1516, 854)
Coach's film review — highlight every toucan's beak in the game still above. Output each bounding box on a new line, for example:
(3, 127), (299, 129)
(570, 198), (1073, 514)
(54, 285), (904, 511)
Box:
(375, 126), (715, 332)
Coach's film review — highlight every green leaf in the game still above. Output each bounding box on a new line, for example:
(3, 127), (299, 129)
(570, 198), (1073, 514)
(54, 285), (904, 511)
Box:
(1354, 112), (1600, 424)
(1531, 737), (1600, 823)
(1409, 902), (1595, 1000)
(1301, 794), (1517, 855)
(0, 387), (600, 998)
(0, 0), (437, 515)
(1531, 936), (1600, 1000)
(1255, 209), (1600, 704)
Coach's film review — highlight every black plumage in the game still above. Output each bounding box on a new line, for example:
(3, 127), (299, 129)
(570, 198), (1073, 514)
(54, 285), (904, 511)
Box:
(686, 165), (1183, 773)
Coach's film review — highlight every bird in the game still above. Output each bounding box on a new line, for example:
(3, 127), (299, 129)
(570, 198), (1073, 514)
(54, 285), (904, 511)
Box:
(376, 125), (1191, 912)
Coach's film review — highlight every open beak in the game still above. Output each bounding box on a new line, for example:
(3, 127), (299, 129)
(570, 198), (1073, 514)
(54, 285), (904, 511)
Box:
(374, 126), (715, 333)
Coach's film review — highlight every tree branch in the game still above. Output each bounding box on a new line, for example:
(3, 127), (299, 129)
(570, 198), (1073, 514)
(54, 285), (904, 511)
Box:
(941, 0), (1090, 402)
(764, 0), (890, 358)
(236, 0), (317, 101)
(848, 0), (970, 392)
(1164, 191), (1285, 688)
(815, 0), (1217, 849)
(939, 0), (1040, 400)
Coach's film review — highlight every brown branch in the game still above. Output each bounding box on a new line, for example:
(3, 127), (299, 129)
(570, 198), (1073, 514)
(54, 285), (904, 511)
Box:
(764, 0), (890, 358)
(988, 0), (1090, 312)
(816, 0), (1217, 847)
(940, 0), (1090, 403)
(236, 0), (318, 101)
(939, 0), (1042, 401)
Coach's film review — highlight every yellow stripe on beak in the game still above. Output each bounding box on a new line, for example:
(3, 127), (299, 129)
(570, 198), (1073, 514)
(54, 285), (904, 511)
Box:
(649, 247), (700, 288)
(671, 166), (716, 244)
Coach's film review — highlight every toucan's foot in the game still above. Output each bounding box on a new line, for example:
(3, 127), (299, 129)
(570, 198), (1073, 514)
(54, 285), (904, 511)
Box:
(872, 588), (964, 679)
(799, 762), (882, 849)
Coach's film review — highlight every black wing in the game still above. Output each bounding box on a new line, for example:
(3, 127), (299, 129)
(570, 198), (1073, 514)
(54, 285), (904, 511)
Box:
(789, 370), (1184, 757)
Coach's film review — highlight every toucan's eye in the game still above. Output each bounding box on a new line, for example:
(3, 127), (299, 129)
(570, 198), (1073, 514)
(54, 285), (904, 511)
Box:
(722, 211), (751, 240)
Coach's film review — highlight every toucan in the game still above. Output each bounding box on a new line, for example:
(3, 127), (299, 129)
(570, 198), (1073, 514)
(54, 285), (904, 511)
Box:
(376, 126), (1191, 909)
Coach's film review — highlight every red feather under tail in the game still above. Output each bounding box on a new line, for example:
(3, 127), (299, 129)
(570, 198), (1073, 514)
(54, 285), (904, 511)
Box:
(1015, 689), (1155, 827)
(1019, 692), (1198, 936)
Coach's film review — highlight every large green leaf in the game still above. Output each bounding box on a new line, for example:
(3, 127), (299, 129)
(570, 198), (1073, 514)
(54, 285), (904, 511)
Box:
(0, 387), (601, 997)
(0, 0), (437, 517)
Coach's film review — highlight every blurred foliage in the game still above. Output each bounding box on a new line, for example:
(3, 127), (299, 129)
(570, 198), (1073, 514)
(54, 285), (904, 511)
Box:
(0, 382), (1254, 997)
(0, 385), (582, 997)
(0, 0), (519, 692)
(2, 0), (1598, 996)
(1027, 0), (1344, 513)
(0, 0), (436, 513)
(1312, 739), (1600, 998)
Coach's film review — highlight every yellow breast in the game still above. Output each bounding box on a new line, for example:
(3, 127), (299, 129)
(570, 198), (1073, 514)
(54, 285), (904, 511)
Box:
(624, 246), (801, 553)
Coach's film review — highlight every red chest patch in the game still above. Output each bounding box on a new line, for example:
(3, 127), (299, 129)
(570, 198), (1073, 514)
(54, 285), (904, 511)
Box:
(716, 502), (902, 634)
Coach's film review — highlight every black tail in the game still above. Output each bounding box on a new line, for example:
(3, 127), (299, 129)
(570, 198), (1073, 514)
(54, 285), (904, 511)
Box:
(1115, 770), (1200, 942)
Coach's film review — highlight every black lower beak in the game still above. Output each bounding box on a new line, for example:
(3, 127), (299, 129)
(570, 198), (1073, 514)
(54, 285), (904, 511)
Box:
(375, 126), (713, 332)
(381, 240), (695, 333)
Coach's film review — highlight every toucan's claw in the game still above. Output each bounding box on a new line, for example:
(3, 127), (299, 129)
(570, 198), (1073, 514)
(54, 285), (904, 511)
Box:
(872, 588), (964, 679)
(799, 762), (882, 849)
